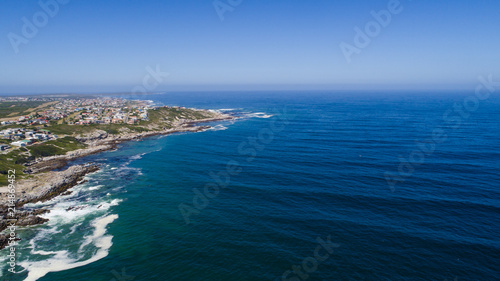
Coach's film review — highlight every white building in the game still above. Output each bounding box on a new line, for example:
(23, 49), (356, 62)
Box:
(11, 141), (26, 147)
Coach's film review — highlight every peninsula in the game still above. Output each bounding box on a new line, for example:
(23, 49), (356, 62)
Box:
(0, 95), (233, 249)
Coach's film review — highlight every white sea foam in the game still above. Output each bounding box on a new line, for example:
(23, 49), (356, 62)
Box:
(41, 203), (94, 225)
(20, 214), (118, 281)
(69, 222), (83, 235)
(206, 124), (228, 131)
(220, 108), (240, 111)
(246, 112), (274, 119)
(130, 152), (146, 160)
(78, 214), (117, 251)
(28, 226), (62, 249)
(40, 198), (122, 226)
(113, 166), (142, 178)
(88, 184), (104, 191)
(0, 253), (8, 277)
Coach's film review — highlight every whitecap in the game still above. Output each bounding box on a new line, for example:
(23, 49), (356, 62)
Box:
(246, 112), (274, 119)
(129, 153), (146, 160)
(206, 124), (228, 131)
(218, 108), (240, 111)
(88, 185), (104, 191)
(69, 222), (83, 235)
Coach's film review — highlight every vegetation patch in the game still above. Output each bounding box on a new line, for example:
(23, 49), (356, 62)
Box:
(29, 136), (87, 158)
(0, 151), (30, 185)
(0, 101), (46, 118)
(29, 145), (65, 158)
(44, 136), (87, 151)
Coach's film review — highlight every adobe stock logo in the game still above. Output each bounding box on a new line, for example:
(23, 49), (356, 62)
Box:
(340, 0), (407, 63)
(131, 65), (170, 95)
(213, 0), (243, 21)
(7, 0), (70, 54)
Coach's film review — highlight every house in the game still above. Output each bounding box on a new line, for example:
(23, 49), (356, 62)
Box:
(33, 133), (48, 140)
(0, 145), (10, 151)
(127, 116), (138, 124)
(11, 141), (26, 147)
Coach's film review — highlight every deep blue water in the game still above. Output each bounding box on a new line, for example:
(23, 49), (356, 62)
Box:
(2, 92), (499, 281)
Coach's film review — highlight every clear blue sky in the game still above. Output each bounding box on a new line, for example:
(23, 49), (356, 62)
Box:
(0, 0), (499, 94)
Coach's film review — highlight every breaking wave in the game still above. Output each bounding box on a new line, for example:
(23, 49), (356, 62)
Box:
(245, 112), (274, 119)
(20, 214), (118, 281)
(206, 124), (228, 131)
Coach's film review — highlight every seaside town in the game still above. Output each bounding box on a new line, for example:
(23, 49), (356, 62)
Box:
(0, 96), (152, 152)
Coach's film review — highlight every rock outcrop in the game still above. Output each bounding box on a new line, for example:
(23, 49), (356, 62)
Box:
(0, 165), (99, 249)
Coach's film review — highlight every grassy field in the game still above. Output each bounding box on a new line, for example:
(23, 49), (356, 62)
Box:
(0, 150), (32, 186)
(28, 136), (87, 158)
(0, 101), (48, 118)
(147, 107), (213, 124)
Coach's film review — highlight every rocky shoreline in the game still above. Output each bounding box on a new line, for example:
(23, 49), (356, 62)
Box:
(0, 164), (99, 250)
(0, 112), (234, 249)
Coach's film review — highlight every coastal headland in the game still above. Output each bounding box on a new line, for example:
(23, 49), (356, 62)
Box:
(0, 96), (234, 249)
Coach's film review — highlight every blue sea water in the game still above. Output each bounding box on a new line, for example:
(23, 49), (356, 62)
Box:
(1, 91), (499, 281)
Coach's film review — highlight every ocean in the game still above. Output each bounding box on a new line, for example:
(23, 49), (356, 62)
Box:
(1, 91), (499, 280)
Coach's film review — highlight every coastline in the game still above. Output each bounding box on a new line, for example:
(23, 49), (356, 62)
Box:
(0, 111), (234, 249)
